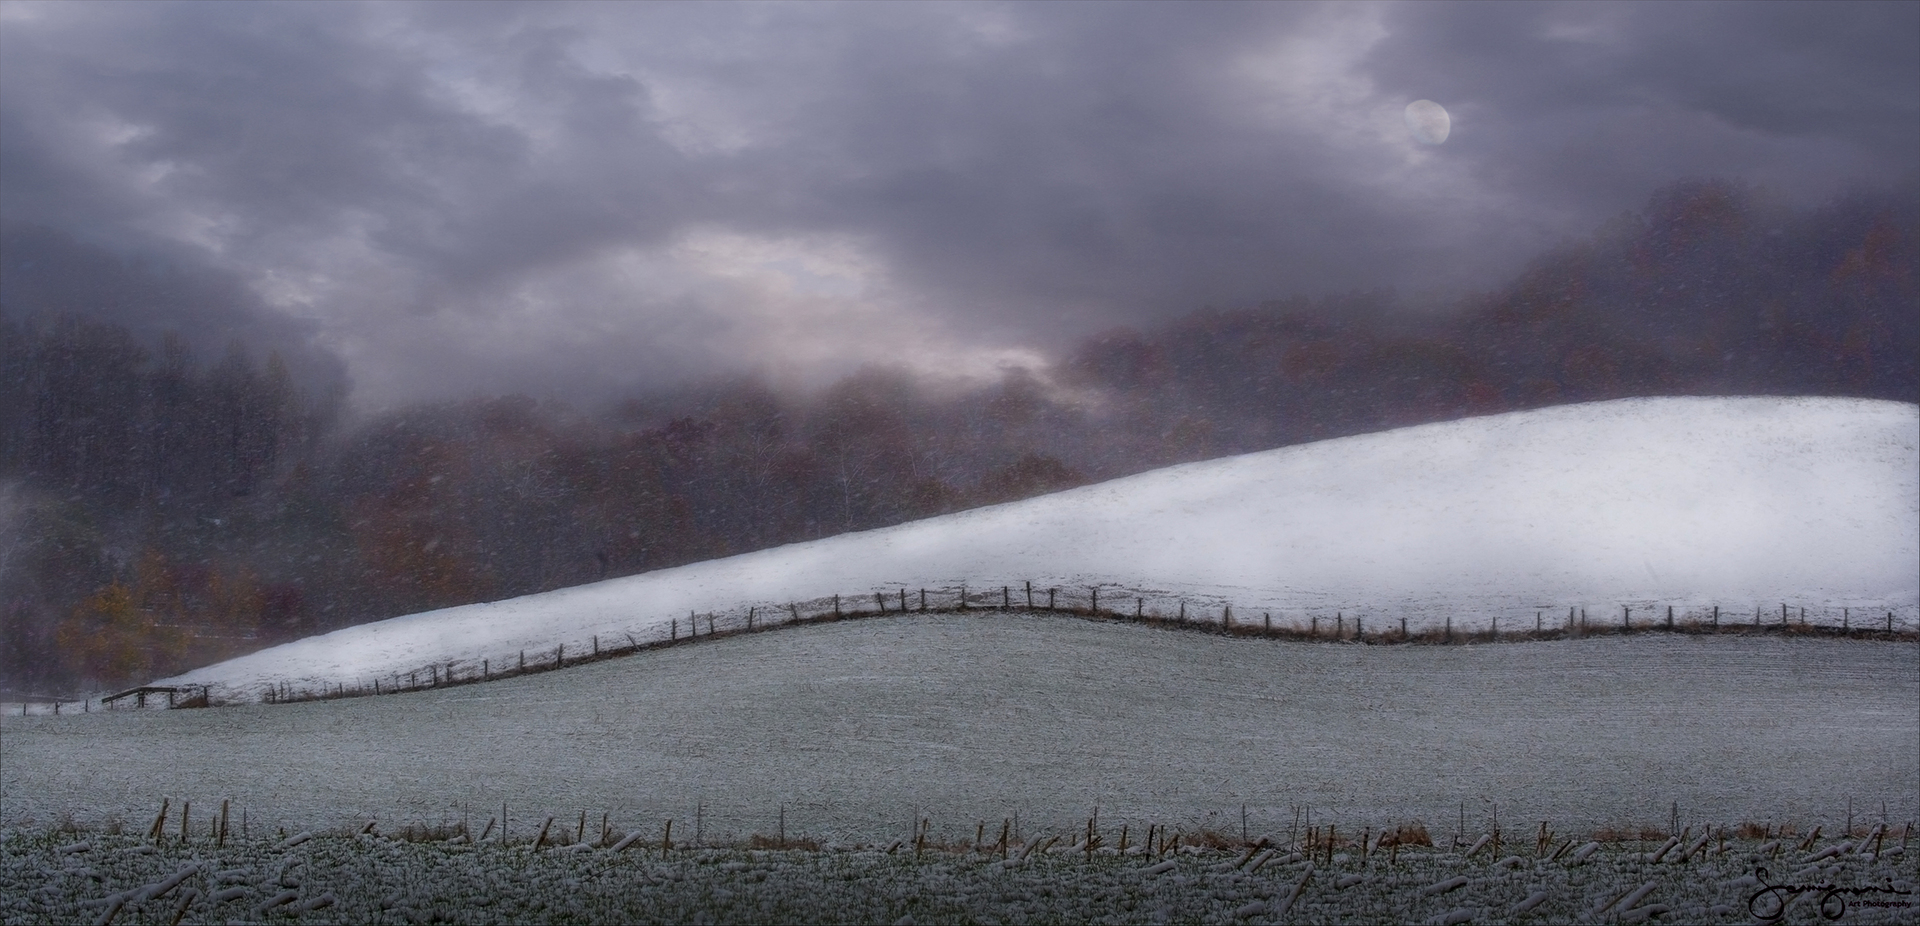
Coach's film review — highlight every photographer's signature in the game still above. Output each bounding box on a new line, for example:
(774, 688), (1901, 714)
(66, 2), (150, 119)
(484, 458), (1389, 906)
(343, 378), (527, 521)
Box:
(1747, 866), (1912, 921)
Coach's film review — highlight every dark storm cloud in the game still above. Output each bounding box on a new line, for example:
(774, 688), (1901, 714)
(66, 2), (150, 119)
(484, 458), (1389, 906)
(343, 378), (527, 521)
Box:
(2, 0), (1912, 407)
(0, 225), (349, 396)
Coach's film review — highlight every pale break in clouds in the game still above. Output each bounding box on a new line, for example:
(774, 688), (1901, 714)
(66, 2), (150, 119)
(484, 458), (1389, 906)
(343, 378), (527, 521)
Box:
(2, 0), (1914, 407)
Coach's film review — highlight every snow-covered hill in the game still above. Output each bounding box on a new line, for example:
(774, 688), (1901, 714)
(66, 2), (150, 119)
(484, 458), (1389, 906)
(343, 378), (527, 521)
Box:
(161, 396), (1918, 700)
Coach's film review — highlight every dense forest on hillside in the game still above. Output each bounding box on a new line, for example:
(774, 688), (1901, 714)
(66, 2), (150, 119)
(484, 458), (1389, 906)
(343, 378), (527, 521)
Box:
(2, 181), (1914, 695)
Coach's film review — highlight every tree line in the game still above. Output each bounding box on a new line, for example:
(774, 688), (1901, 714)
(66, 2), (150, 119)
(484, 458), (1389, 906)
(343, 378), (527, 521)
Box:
(2, 180), (1912, 694)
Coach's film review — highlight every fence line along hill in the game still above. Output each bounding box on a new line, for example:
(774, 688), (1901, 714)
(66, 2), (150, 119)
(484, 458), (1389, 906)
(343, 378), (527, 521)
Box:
(140, 395), (1914, 705)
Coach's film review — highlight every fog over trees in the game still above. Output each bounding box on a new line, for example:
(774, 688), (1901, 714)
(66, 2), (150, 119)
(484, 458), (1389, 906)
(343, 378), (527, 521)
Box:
(1, 181), (1914, 695)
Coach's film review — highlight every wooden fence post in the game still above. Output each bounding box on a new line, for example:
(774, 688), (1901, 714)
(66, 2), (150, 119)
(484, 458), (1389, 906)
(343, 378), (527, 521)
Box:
(834, 594), (841, 618)
(1090, 587), (1098, 615)
(920, 589), (927, 611)
(1026, 581), (1033, 608)
(1003, 586), (1010, 610)
(1049, 588), (1056, 610)
(149, 798), (169, 844)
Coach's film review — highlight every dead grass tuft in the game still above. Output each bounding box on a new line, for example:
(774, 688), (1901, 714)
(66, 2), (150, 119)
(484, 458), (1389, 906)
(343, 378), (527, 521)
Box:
(1179, 828), (1243, 850)
(1378, 822), (1432, 848)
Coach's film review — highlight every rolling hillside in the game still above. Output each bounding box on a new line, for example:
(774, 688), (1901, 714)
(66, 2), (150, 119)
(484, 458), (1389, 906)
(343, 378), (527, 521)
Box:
(157, 395), (1918, 702)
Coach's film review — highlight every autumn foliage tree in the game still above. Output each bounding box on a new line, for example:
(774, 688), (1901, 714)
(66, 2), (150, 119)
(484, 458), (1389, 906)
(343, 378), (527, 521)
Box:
(56, 581), (187, 689)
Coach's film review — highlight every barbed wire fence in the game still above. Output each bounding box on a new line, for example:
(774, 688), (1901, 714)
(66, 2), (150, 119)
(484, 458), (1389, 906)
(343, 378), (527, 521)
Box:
(19, 585), (1910, 713)
(173, 582), (1917, 709)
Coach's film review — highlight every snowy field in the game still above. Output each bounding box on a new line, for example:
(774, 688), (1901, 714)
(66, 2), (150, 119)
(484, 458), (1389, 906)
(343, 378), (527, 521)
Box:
(148, 396), (1919, 704)
(3, 828), (1914, 925)
(8, 616), (1915, 843)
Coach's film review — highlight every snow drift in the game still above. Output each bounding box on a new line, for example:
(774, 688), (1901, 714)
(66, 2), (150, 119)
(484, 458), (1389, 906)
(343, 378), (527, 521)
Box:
(161, 396), (1918, 699)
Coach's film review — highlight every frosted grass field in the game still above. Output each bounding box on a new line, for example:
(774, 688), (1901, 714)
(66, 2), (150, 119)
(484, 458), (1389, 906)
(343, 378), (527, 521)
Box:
(7, 616), (1915, 842)
(3, 821), (1913, 924)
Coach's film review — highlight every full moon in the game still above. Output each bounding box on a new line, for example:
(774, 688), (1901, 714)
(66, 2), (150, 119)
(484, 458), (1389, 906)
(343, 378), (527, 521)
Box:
(1404, 99), (1450, 145)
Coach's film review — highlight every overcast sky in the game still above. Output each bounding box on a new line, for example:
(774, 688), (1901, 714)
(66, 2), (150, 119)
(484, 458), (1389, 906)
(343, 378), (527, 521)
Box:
(3, 0), (1915, 408)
